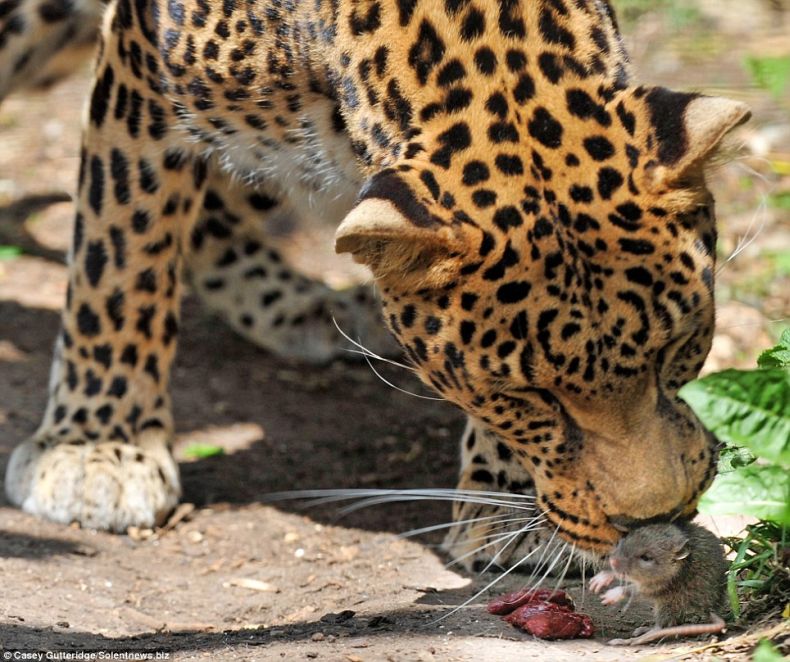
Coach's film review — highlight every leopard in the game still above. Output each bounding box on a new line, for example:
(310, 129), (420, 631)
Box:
(1, 0), (750, 573)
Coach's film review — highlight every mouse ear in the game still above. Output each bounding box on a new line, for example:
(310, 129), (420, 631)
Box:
(674, 538), (690, 561)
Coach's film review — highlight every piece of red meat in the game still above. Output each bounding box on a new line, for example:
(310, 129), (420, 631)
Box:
(486, 588), (574, 615)
(504, 602), (595, 639)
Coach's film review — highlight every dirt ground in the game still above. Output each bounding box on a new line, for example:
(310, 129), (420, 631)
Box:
(1, 1), (789, 660)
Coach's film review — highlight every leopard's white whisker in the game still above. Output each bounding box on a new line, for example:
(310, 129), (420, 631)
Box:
(263, 489), (538, 523)
(332, 318), (444, 400)
(265, 488), (536, 501)
(525, 539), (568, 596)
(446, 518), (547, 570)
(340, 347), (416, 372)
(331, 318), (415, 372)
(476, 514), (549, 574)
(479, 525), (530, 574)
(336, 493), (537, 514)
(430, 528), (550, 624)
(445, 528), (526, 569)
(580, 552), (588, 606)
(399, 513), (529, 539)
(550, 542), (576, 596)
(423, 516), (543, 550)
(716, 194), (768, 274)
(717, 317), (787, 331)
(360, 352), (446, 401)
(518, 523), (562, 587)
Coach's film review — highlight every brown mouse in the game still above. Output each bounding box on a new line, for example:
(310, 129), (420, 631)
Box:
(589, 521), (729, 646)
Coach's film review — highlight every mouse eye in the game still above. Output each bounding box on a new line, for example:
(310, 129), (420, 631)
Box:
(639, 553), (654, 563)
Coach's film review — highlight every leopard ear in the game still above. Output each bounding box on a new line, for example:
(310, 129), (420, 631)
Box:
(681, 95), (751, 166)
(640, 89), (750, 188)
(335, 172), (468, 289)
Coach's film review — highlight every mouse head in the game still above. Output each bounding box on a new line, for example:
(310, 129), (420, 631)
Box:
(609, 523), (689, 588)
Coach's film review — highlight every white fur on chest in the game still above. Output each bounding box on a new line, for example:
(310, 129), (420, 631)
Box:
(193, 100), (363, 226)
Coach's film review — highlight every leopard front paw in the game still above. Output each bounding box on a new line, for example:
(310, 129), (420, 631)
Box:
(5, 430), (180, 532)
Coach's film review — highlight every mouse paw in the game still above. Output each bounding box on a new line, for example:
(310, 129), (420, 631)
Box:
(589, 570), (616, 594)
(601, 586), (627, 606)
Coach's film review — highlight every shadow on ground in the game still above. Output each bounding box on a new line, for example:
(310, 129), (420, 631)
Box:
(0, 276), (467, 541)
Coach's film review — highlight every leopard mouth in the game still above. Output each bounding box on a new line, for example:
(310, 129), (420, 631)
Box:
(537, 494), (620, 554)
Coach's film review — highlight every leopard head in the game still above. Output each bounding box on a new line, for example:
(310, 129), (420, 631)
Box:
(336, 86), (749, 553)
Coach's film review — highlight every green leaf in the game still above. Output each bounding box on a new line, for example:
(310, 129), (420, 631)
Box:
(680, 368), (790, 465)
(744, 55), (790, 101)
(758, 329), (790, 369)
(718, 445), (756, 473)
(699, 465), (790, 525)
(182, 443), (225, 459)
(0, 245), (22, 260)
(752, 639), (785, 662)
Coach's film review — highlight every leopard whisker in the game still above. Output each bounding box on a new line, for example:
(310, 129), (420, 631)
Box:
(446, 517), (547, 570)
(716, 193), (767, 275)
(429, 526), (551, 624)
(417, 516), (544, 549)
(335, 493), (537, 514)
(399, 513), (527, 539)
(579, 551), (588, 607)
(332, 318), (444, 401)
(428, 528), (518, 552)
(478, 515), (549, 574)
(549, 542), (576, 597)
(331, 318), (415, 373)
(454, 530), (522, 575)
(524, 539), (568, 597)
(516, 523), (562, 588)
(717, 316), (787, 331)
(445, 529), (526, 570)
(266, 488), (537, 503)
(340, 347), (417, 372)
(360, 353), (446, 401)
(730, 156), (774, 187)
(263, 489), (539, 525)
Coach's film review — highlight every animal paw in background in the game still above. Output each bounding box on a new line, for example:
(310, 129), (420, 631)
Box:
(487, 588), (595, 640)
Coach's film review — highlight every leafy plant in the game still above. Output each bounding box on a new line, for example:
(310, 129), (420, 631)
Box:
(680, 332), (790, 516)
(680, 331), (790, 621)
(723, 520), (788, 618)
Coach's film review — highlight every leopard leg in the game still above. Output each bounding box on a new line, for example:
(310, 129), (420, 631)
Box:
(0, 0), (104, 101)
(4, 4), (204, 531)
(187, 169), (397, 364)
(442, 418), (576, 574)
